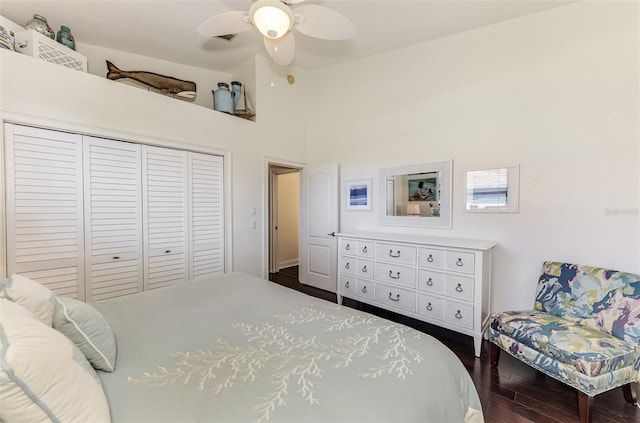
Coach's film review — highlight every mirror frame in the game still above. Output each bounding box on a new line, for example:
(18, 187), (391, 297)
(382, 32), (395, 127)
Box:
(378, 160), (452, 228)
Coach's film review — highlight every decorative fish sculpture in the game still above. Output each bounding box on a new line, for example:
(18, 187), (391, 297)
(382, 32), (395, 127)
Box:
(106, 60), (196, 99)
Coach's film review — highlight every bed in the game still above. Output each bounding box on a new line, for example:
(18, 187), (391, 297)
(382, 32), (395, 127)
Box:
(1, 272), (484, 423)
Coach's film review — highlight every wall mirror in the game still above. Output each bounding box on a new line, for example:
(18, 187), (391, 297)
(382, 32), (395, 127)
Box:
(378, 160), (452, 228)
(464, 165), (519, 213)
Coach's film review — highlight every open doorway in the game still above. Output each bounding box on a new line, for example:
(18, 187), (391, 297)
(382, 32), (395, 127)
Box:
(268, 164), (300, 275)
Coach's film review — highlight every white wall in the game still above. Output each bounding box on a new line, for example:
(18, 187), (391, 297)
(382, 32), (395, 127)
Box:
(305, 1), (640, 311)
(0, 49), (309, 278)
(2, 2), (638, 311)
(78, 42), (232, 110)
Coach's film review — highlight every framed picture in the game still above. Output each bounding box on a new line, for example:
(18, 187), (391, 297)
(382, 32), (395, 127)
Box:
(345, 178), (373, 211)
(464, 165), (520, 213)
(408, 177), (437, 202)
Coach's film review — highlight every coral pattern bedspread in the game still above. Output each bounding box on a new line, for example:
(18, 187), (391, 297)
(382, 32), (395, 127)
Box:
(94, 272), (483, 422)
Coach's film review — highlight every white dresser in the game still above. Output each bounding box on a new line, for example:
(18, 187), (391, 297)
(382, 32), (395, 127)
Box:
(337, 232), (495, 357)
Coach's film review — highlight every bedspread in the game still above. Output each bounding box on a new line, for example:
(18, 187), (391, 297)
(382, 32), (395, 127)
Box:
(94, 272), (483, 422)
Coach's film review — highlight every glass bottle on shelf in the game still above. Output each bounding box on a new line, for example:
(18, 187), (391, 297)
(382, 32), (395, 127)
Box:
(26, 14), (55, 39)
(56, 25), (76, 50)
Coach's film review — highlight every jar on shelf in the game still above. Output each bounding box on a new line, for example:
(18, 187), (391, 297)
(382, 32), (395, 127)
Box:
(56, 25), (76, 50)
(26, 14), (55, 39)
(230, 81), (242, 111)
(213, 83), (234, 114)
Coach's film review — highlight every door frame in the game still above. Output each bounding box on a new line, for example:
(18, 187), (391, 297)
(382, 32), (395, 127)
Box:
(263, 157), (304, 278)
(0, 121), (6, 276)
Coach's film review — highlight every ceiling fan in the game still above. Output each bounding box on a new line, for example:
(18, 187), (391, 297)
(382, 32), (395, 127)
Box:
(197, 0), (356, 66)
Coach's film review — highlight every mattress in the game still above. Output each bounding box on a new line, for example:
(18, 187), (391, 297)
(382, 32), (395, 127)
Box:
(94, 272), (484, 422)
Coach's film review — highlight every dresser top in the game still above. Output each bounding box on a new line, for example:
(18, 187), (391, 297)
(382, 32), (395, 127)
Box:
(337, 231), (496, 251)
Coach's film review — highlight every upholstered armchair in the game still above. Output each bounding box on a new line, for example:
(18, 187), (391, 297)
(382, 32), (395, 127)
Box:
(487, 261), (639, 423)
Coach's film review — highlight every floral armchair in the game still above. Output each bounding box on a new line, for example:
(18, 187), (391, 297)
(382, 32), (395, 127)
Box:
(487, 261), (640, 423)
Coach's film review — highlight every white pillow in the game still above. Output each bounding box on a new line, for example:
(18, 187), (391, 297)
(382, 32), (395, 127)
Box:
(0, 298), (111, 423)
(53, 296), (117, 372)
(0, 274), (55, 326)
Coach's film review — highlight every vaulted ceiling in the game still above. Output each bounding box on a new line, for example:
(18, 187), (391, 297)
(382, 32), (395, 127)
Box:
(1, 1), (575, 72)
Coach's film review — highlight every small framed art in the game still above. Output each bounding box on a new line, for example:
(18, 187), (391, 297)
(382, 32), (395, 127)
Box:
(345, 178), (373, 211)
(464, 165), (520, 213)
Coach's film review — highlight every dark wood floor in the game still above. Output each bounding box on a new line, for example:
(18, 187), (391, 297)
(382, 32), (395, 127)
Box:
(269, 266), (640, 423)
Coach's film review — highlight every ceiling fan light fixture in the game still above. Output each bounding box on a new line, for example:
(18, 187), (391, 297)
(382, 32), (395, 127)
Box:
(249, 0), (293, 39)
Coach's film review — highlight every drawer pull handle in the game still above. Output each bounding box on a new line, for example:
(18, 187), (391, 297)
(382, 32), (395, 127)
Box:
(362, 286), (367, 293)
(426, 278), (433, 286)
(456, 258), (464, 267)
(427, 254), (434, 263)
(362, 265), (367, 273)
(455, 310), (462, 319)
(345, 244), (351, 251)
(389, 250), (401, 258)
(389, 293), (400, 302)
(362, 246), (368, 253)
(388, 271), (401, 279)
(165, 250), (171, 254)
(113, 256), (120, 260)
(345, 281), (350, 288)
(455, 283), (463, 293)
(345, 262), (350, 269)
(426, 302), (433, 311)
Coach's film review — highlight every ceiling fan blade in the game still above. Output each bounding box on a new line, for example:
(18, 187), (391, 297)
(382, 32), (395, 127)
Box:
(264, 32), (295, 66)
(283, 0), (306, 4)
(196, 11), (252, 37)
(294, 5), (355, 40)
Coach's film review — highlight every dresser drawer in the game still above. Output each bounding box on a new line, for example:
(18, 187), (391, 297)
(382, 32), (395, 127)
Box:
(418, 248), (444, 269)
(445, 274), (474, 301)
(445, 301), (474, 329)
(339, 255), (356, 275)
(356, 279), (375, 300)
(444, 251), (475, 274)
(375, 242), (417, 266)
(339, 275), (357, 295)
(417, 269), (445, 294)
(418, 294), (444, 320)
(356, 259), (374, 279)
(339, 238), (357, 255)
(375, 283), (416, 312)
(374, 262), (416, 288)
(356, 241), (375, 258)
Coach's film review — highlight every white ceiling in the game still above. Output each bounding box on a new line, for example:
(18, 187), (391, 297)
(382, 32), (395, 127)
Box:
(1, 0), (575, 73)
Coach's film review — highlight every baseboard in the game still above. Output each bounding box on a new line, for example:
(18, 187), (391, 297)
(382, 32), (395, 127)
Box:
(277, 259), (299, 271)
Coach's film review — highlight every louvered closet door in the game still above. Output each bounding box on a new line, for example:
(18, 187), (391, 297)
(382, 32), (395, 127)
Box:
(4, 124), (85, 299)
(83, 137), (143, 301)
(142, 146), (188, 290)
(188, 152), (224, 279)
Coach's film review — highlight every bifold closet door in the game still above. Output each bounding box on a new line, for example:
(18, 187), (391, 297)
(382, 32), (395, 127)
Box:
(188, 152), (224, 279)
(142, 145), (188, 290)
(4, 124), (86, 299)
(83, 136), (143, 301)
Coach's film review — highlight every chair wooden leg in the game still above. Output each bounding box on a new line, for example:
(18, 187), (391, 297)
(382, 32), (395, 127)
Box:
(577, 391), (593, 423)
(622, 383), (637, 405)
(490, 343), (500, 367)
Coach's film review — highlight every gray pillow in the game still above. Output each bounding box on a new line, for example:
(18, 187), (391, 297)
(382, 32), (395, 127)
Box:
(53, 297), (117, 372)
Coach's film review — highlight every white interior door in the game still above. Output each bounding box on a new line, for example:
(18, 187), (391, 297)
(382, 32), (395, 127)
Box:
(142, 145), (189, 291)
(299, 164), (339, 292)
(188, 152), (224, 279)
(4, 124), (85, 299)
(83, 136), (144, 301)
